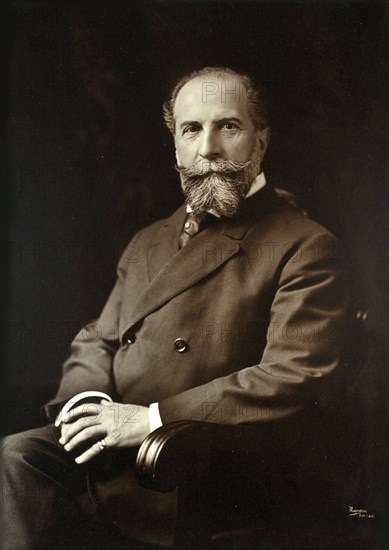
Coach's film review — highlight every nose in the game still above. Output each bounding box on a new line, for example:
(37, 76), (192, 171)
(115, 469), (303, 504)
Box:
(198, 129), (221, 159)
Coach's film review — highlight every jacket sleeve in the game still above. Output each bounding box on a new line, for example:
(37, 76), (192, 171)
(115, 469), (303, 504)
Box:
(158, 232), (349, 425)
(42, 238), (136, 422)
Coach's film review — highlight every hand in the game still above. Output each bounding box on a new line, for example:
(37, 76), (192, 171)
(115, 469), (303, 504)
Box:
(58, 399), (150, 464)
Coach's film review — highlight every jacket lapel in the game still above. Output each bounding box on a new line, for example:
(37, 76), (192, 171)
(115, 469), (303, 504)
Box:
(125, 184), (283, 333)
(129, 226), (240, 329)
(146, 206), (187, 282)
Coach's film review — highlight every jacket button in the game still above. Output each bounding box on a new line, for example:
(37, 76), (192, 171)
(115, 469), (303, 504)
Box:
(174, 338), (188, 353)
(126, 334), (136, 345)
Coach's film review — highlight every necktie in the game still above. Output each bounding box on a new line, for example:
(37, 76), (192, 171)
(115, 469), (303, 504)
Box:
(179, 212), (215, 248)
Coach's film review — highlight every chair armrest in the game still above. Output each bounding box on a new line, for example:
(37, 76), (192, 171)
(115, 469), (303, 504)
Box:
(135, 416), (311, 493)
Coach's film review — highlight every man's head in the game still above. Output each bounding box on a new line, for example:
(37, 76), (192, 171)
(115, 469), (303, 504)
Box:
(163, 67), (270, 217)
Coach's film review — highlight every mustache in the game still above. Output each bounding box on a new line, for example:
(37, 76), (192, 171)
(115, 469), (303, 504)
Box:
(176, 159), (252, 177)
(176, 158), (253, 218)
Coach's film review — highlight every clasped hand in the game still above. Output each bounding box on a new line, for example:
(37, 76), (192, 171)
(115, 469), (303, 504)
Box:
(58, 399), (150, 464)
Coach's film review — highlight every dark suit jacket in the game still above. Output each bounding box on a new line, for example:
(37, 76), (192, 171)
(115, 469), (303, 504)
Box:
(43, 183), (350, 545)
(45, 184), (348, 426)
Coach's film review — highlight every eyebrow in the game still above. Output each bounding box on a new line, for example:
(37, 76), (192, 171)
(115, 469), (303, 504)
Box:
(179, 117), (244, 129)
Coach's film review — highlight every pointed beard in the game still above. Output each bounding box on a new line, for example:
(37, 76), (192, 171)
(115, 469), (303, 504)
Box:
(176, 159), (253, 218)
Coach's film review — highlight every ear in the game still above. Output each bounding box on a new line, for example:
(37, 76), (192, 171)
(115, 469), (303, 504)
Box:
(256, 127), (271, 157)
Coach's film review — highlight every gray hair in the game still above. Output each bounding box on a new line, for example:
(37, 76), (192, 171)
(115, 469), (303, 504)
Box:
(163, 66), (268, 134)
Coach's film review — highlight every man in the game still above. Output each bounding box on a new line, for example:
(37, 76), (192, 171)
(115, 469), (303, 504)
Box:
(2, 67), (348, 549)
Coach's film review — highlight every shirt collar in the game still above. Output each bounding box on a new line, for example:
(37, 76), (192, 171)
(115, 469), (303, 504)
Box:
(186, 172), (266, 218)
(245, 171), (266, 198)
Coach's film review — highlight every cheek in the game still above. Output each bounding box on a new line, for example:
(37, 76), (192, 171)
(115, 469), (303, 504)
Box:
(223, 135), (256, 162)
(175, 142), (197, 167)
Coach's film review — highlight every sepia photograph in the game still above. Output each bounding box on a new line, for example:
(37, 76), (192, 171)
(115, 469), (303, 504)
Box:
(1, 1), (388, 549)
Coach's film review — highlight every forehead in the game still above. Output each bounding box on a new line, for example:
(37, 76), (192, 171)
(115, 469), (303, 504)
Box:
(174, 75), (252, 126)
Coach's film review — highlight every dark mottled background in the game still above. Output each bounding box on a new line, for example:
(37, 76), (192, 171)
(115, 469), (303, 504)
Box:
(2, 0), (388, 539)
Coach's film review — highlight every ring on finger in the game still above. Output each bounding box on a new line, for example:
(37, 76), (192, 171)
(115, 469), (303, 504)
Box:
(97, 438), (109, 452)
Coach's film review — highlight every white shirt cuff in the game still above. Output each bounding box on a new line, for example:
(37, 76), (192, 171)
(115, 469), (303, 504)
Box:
(149, 402), (163, 432)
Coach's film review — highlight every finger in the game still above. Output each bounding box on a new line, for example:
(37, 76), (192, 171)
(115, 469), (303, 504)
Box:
(60, 418), (87, 444)
(74, 440), (103, 464)
(59, 417), (100, 445)
(64, 425), (105, 453)
(74, 434), (114, 465)
(60, 418), (100, 445)
(60, 421), (79, 443)
(61, 402), (103, 424)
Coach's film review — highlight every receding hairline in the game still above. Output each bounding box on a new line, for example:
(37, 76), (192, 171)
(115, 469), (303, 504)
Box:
(163, 66), (268, 133)
(173, 72), (254, 128)
(174, 71), (251, 103)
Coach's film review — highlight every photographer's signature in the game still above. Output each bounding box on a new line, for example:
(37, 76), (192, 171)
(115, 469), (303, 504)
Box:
(348, 506), (375, 518)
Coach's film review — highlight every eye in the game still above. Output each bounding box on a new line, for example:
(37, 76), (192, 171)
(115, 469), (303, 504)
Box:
(182, 125), (200, 136)
(220, 122), (239, 131)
